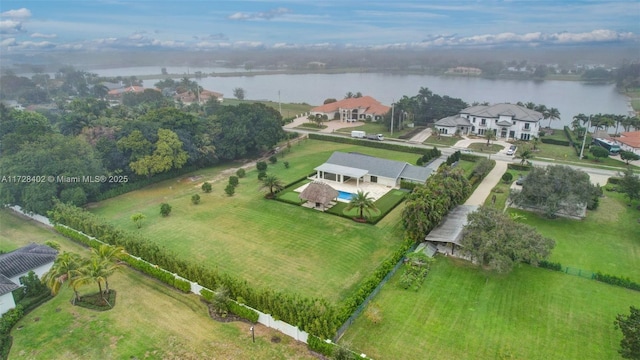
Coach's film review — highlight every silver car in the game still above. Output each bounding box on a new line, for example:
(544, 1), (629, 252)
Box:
(506, 145), (517, 156)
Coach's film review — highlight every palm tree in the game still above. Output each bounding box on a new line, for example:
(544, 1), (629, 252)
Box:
(546, 107), (560, 128)
(524, 102), (536, 110)
(261, 174), (284, 197)
(72, 257), (110, 304)
(92, 245), (126, 294)
(485, 131), (496, 146)
(345, 190), (378, 220)
(42, 252), (83, 302)
(518, 148), (534, 165)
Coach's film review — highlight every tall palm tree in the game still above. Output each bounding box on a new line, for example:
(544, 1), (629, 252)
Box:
(546, 107), (560, 128)
(261, 174), (284, 197)
(42, 252), (83, 302)
(92, 245), (126, 294)
(485, 130), (496, 145)
(345, 190), (378, 220)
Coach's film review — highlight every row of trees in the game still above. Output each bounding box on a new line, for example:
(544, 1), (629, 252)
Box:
(0, 99), (285, 214)
(382, 87), (468, 130)
(571, 113), (640, 135)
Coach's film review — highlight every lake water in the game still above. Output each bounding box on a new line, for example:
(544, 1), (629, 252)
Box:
(140, 72), (631, 127)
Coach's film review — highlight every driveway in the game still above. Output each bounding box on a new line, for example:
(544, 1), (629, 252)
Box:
(464, 160), (509, 206)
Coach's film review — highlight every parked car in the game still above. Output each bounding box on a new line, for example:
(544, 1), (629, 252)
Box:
(506, 145), (517, 156)
(516, 174), (527, 185)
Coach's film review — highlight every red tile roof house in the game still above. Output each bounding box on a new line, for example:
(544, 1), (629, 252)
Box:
(613, 131), (640, 155)
(310, 96), (390, 122)
(0, 243), (57, 315)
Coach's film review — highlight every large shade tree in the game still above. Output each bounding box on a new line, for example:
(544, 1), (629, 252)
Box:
(615, 306), (640, 359)
(460, 206), (555, 273)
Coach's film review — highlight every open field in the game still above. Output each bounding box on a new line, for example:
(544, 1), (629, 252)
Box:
(340, 257), (637, 360)
(88, 139), (417, 302)
(1, 209), (316, 360)
(333, 122), (415, 139)
(221, 99), (313, 118)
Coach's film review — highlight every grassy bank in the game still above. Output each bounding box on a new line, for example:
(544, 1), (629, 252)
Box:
(340, 257), (636, 360)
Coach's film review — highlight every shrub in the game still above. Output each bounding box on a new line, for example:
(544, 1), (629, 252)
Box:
(173, 278), (192, 293)
(228, 301), (259, 323)
(229, 176), (239, 187)
(191, 194), (201, 205)
(308, 335), (336, 357)
(502, 172), (513, 183)
(256, 161), (268, 172)
(507, 163), (532, 171)
(594, 272), (640, 291)
(269, 155), (278, 164)
(225, 184), (235, 196)
(538, 260), (562, 271)
(459, 153), (480, 162)
(200, 288), (214, 302)
(608, 177), (623, 185)
(201, 182), (212, 193)
(283, 161), (290, 169)
(0, 305), (24, 334)
(236, 168), (246, 178)
(540, 138), (570, 146)
(160, 203), (172, 217)
(257, 171), (267, 181)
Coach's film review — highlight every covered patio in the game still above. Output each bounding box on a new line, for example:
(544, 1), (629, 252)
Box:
(313, 163), (368, 188)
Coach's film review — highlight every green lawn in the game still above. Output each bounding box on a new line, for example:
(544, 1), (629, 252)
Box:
(1, 209), (316, 360)
(223, 99), (313, 118)
(468, 143), (505, 153)
(333, 122), (415, 140)
(512, 191), (640, 282)
(88, 139), (416, 302)
(340, 257), (637, 360)
(423, 135), (460, 147)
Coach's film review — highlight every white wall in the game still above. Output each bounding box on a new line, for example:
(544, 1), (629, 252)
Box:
(0, 293), (16, 316)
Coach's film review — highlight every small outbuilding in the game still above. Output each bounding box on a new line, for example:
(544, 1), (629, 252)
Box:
(298, 181), (339, 210)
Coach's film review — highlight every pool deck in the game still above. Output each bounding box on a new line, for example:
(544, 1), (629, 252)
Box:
(294, 178), (393, 203)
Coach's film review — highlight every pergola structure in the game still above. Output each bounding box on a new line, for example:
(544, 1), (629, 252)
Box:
(313, 163), (367, 187)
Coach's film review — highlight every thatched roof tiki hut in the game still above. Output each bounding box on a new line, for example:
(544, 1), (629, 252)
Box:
(299, 182), (339, 211)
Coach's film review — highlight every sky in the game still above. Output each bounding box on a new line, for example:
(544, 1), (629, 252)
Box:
(0, 0), (639, 53)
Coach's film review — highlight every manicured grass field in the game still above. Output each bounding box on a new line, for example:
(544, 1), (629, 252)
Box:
(340, 257), (637, 360)
(468, 143), (505, 153)
(1, 210), (316, 360)
(513, 191), (640, 282)
(423, 135), (460, 147)
(88, 139), (417, 302)
(333, 122), (415, 139)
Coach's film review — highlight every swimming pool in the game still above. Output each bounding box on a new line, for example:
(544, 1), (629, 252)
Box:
(337, 191), (355, 201)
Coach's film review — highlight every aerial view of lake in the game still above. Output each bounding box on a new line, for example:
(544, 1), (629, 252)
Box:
(140, 72), (631, 127)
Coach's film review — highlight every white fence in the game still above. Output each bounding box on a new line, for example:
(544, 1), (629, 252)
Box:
(8, 206), (310, 344)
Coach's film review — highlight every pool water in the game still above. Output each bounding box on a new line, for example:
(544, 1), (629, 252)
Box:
(337, 191), (355, 201)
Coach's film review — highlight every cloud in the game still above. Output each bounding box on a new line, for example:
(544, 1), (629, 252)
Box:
(0, 37), (16, 47)
(31, 32), (57, 39)
(228, 7), (290, 21)
(0, 8), (31, 19)
(0, 19), (24, 34)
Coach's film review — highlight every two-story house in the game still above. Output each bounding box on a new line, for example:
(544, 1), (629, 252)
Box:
(435, 103), (543, 141)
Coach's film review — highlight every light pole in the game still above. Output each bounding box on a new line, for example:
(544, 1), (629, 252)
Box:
(390, 100), (395, 136)
(250, 326), (255, 343)
(579, 116), (590, 159)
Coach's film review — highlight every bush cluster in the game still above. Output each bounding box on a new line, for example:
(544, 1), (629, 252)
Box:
(0, 305), (24, 358)
(416, 147), (441, 166)
(538, 260), (563, 271)
(445, 150), (461, 166)
(507, 163), (532, 172)
(49, 202), (338, 338)
(228, 301), (259, 323)
(308, 335), (337, 357)
(564, 126), (584, 156)
(459, 153), (480, 162)
(594, 272), (640, 291)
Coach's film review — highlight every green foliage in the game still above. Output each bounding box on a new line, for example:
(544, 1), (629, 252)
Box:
(307, 335), (336, 357)
(402, 166), (471, 241)
(540, 138), (570, 146)
(256, 161), (268, 172)
(619, 168), (640, 203)
(236, 168), (246, 178)
(228, 301), (259, 323)
(173, 278), (192, 293)
(201, 182), (212, 193)
(269, 155), (278, 164)
(502, 172), (514, 183)
(21, 271), (46, 297)
(400, 180), (419, 191)
(344, 191), (378, 220)
(614, 306), (640, 359)
(460, 207), (555, 273)
(308, 133), (436, 155)
(589, 145), (610, 161)
(129, 129), (189, 177)
(191, 194), (201, 205)
(200, 288), (214, 302)
(257, 171), (267, 181)
(621, 151), (640, 165)
(507, 163), (532, 172)
(399, 252), (433, 291)
(538, 260), (563, 271)
(224, 184), (235, 196)
(44, 240), (60, 250)
(131, 213), (145, 228)
(459, 153), (480, 162)
(228, 176), (239, 187)
(0, 305), (24, 334)
(283, 161), (290, 169)
(416, 147), (442, 166)
(594, 272), (640, 291)
(471, 159), (494, 180)
(160, 203), (172, 217)
(446, 150), (461, 166)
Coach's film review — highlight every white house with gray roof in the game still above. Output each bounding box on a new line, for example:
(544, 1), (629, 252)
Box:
(313, 152), (432, 188)
(435, 103), (543, 141)
(0, 243), (57, 315)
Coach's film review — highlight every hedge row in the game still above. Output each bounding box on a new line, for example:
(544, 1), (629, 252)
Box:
(308, 334), (336, 357)
(0, 305), (23, 359)
(228, 301), (259, 323)
(459, 153), (481, 162)
(608, 177), (623, 185)
(564, 126), (583, 156)
(49, 202), (338, 338)
(538, 260), (563, 271)
(507, 163), (532, 172)
(308, 133), (434, 155)
(540, 138), (570, 146)
(594, 272), (640, 291)
(416, 147), (441, 166)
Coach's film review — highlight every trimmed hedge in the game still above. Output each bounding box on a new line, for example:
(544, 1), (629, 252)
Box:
(200, 288), (214, 302)
(459, 153), (481, 162)
(308, 133), (435, 155)
(228, 301), (259, 323)
(173, 278), (192, 293)
(593, 272), (640, 291)
(507, 163), (532, 172)
(308, 334), (336, 357)
(608, 177), (623, 185)
(538, 260), (562, 271)
(540, 138), (570, 146)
